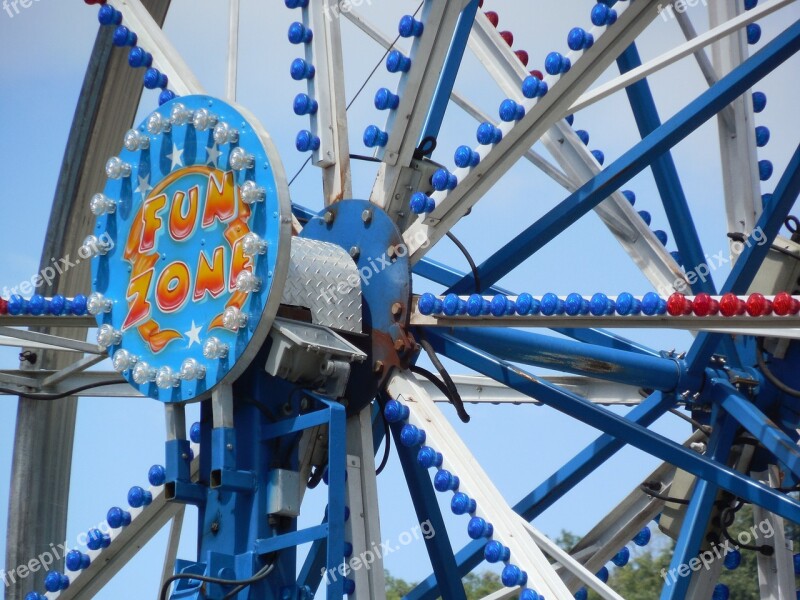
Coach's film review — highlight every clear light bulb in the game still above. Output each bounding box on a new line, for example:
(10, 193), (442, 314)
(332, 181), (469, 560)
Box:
(179, 358), (206, 381)
(192, 108), (218, 132)
(156, 366), (180, 389)
(90, 193), (116, 216)
(229, 147), (255, 171)
(96, 324), (122, 349)
(87, 292), (113, 315)
(123, 128), (150, 151)
(235, 271), (261, 293)
(146, 112), (171, 135)
(203, 337), (229, 359)
(132, 361), (156, 384)
(105, 157), (132, 179)
(112, 349), (137, 372)
(240, 181), (266, 204)
(241, 232), (267, 256)
(170, 103), (193, 126)
(222, 306), (248, 331)
(213, 122), (239, 145)
(81, 234), (112, 257)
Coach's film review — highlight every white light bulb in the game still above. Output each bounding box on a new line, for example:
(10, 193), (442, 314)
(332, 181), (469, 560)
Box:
(112, 349), (137, 372)
(81, 234), (112, 257)
(170, 103), (193, 126)
(96, 324), (122, 349)
(147, 112), (171, 135)
(235, 270), (261, 293)
(203, 337), (229, 359)
(222, 306), (248, 331)
(156, 366), (180, 389)
(213, 122), (239, 145)
(132, 361), (156, 384)
(90, 193), (116, 216)
(241, 232), (267, 256)
(179, 358), (206, 381)
(192, 109), (218, 132)
(123, 128), (150, 151)
(229, 147), (255, 171)
(240, 181), (266, 204)
(105, 157), (132, 179)
(87, 292), (113, 315)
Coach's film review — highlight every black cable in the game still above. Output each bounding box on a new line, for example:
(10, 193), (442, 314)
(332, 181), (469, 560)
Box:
(160, 561), (275, 600)
(755, 337), (800, 398)
(446, 232), (481, 293)
(415, 340), (470, 423)
(307, 464), (325, 489)
(375, 411), (391, 476)
(0, 380), (124, 401)
(350, 153), (383, 163)
(720, 506), (774, 555)
(668, 408), (712, 436)
(640, 483), (690, 505)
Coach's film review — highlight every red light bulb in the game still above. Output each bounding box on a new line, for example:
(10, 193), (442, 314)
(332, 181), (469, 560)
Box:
(746, 293), (771, 316)
(515, 50), (529, 66)
(667, 293), (691, 316)
(484, 11), (499, 27)
(692, 293), (718, 316)
(772, 292), (798, 316)
(719, 293), (743, 317)
(499, 31), (514, 46)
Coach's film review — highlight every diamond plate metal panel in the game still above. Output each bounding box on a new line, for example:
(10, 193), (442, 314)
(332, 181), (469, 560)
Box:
(281, 237), (363, 333)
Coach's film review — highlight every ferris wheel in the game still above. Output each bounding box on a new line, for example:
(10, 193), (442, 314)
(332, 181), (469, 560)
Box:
(3, 0), (800, 599)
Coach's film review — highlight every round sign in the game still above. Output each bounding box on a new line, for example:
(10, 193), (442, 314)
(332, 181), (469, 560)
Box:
(88, 95), (291, 402)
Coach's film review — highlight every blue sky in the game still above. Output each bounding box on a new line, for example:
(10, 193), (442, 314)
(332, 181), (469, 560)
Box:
(1, 1), (800, 597)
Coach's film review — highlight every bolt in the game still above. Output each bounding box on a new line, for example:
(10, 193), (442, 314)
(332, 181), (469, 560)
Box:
(373, 360), (385, 375)
(226, 443), (234, 451)
(391, 302), (403, 317)
(349, 246), (361, 260)
(210, 521), (220, 534)
(394, 339), (406, 353)
(181, 453), (189, 460)
(361, 209), (373, 224)
(387, 245), (397, 259)
(323, 211), (334, 224)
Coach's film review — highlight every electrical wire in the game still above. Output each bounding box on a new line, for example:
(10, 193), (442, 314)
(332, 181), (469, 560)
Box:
(415, 340), (470, 423)
(667, 408), (712, 436)
(755, 337), (800, 398)
(160, 560), (275, 600)
(446, 231), (481, 293)
(375, 411), (391, 476)
(720, 505), (774, 555)
(287, 2), (423, 187)
(0, 380), (124, 401)
(640, 483), (690, 505)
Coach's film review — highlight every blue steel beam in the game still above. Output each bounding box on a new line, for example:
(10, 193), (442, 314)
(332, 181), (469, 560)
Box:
(447, 20), (800, 293)
(444, 326), (686, 391)
(617, 43), (713, 295)
(424, 329), (800, 523)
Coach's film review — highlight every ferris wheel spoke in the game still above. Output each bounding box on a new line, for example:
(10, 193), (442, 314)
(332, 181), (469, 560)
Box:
(108, 0), (205, 96)
(226, 0), (239, 102)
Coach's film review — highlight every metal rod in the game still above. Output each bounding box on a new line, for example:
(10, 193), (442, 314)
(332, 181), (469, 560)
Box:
(226, 0), (239, 102)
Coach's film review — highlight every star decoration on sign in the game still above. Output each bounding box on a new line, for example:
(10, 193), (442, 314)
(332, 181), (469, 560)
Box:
(184, 320), (202, 348)
(206, 144), (222, 167)
(135, 174), (152, 197)
(168, 144), (184, 171)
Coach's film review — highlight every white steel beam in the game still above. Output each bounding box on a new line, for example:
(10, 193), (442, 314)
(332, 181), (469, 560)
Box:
(226, 0), (239, 102)
(752, 467), (796, 599)
(0, 327), (104, 355)
(386, 370), (573, 599)
(370, 0), (472, 218)
(403, 0), (664, 265)
(108, 0), (205, 96)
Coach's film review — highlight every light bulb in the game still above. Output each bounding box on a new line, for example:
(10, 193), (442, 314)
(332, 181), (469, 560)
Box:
(170, 102), (193, 126)
(81, 234), (112, 257)
(156, 366), (180, 389)
(203, 337), (229, 359)
(96, 324), (122, 348)
(87, 292), (113, 315)
(235, 270), (261, 293)
(132, 361), (156, 384)
(230, 147), (255, 171)
(222, 306), (247, 331)
(240, 180), (266, 204)
(192, 108), (218, 131)
(241, 232), (267, 256)
(123, 128), (150, 151)
(147, 112), (171, 135)
(179, 358), (206, 381)
(90, 193), (116, 216)
(112, 349), (137, 372)
(105, 156), (132, 179)
(213, 122), (239, 145)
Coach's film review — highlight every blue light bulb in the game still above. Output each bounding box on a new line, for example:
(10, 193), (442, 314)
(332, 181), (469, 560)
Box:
(8, 295), (25, 315)
(499, 99), (525, 122)
(596, 566), (609, 583)
(386, 50), (412, 73)
(670, 250), (683, 267)
(540, 293), (564, 316)
(574, 588), (588, 600)
(363, 125), (389, 148)
(477, 122), (502, 145)
(755, 125), (770, 147)
(398, 15), (424, 38)
(545, 52), (570, 75)
(591, 149), (605, 165)
(516, 293), (534, 315)
(565, 293), (588, 316)
(568, 27), (592, 51)
(66, 550), (90, 571)
(622, 190), (636, 205)
(49, 294), (66, 315)
(490, 295), (508, 317)
(520, 590), (541, 600)
(752, 91), (767, 112)
(384, 400), (410, 424)
(466, 294), (483, 316)
(44, 571), (69, 592)
(159, 90), (177, 106)
(612, 546), (630, 566)
(400, 423), (425, 447)
(87, 529), (105, 551)
(712, 583), (730, 600)
(501, 564), (527, 587)
(144, 68), (168, 90)
(654, 230), (668, 246)
(344, 542), (353, 557)
(433, 470), (459, 492)
(443, 293), (461, 316)
(591, 4), (617, 26)
(417, 446), (443, 468)
(747, 23), (762, 44)
(98, 4), (122, 26)
(290, 58), (315, 80)
(107, 506), (131, 529)
(374, 88), (400, 111)
(25, 593), (45, 600)
(343, 579), (356, 595)
(284, 0), (309, 7)
(724, 548), (741, 570)
(451, 492), (476, 515)
(484, 541), (510, 563)
(288, 21), (313, 44)
(71, 294), (88, 315)
(522, 75), (547, 99)
(638, 210), (652, 226)
(28, 294), (45, 316)
(410, 192), (435, 214)
(633, 526), (651, 546)
(454, 145), (480, 168)
(128, 485), (152, 508)
(467, 517), (493, 539)
(113, 25), (137, 47)
(565, 114), (574, 126)
(794, 552), (800, 574)
(590, 293), (612, 316)
(296, 130), (321, 152)
(148, 464), (167, 486)
(744, 0), (758, 7)
(759, 159), (773, 181)
(293, 93), (319, 115)
(418, 293), (438, 316)
(642, 292), (665, 316)
(616, 292), (641, 316)
(575, 130), (589, 145)
(190, 422), (201, 444)
(128, 47), (153, 68)
(432, 169), (457, 191)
